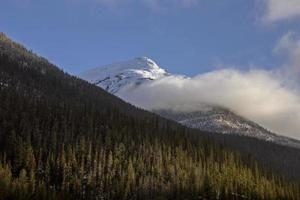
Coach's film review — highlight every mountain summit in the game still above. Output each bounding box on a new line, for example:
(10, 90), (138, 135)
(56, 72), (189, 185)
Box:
(80, 57), (168, 93)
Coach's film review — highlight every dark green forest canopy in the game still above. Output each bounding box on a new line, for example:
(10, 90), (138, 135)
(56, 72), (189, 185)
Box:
(0, 32), (300, 199)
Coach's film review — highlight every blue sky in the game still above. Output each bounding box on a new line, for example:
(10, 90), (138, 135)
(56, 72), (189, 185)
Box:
(0, 0), (300, 76)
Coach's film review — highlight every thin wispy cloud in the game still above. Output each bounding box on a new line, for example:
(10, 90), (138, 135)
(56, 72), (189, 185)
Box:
(273, 31), (300, 81)
(261, 0), (300, 23)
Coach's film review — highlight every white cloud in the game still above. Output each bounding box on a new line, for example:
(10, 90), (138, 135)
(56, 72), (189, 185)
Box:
(117, 69), (300, 140)
(273, 31), (300, 80)
(262, 0), (300, 22)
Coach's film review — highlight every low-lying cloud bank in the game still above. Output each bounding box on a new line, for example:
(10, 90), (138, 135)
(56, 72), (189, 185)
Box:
(118, 69), (300, 140)
(117, 32), (300, 140)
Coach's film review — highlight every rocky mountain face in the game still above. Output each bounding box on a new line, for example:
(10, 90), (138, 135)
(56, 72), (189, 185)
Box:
(80, 57), (300, 148)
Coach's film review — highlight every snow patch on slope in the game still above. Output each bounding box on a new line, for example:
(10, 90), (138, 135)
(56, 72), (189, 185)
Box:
(156, 108), (300, 148)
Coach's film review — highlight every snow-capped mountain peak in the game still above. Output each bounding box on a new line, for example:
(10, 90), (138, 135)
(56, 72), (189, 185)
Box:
(80, 57), (168, 93)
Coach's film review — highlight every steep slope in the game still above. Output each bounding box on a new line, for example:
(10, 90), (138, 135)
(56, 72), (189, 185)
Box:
(80, 57), (300, 149)
(1, 33), (300, 199)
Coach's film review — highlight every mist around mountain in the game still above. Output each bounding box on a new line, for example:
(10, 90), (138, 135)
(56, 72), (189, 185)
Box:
(80, 57), (300, 149)
(1, 32), (300, 199)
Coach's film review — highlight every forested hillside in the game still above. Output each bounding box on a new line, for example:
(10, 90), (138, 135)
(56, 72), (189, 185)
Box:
(0, 32), (299, 199)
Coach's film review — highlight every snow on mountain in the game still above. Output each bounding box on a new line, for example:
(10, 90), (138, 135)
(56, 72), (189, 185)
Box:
(80, 57), (168, 93)
(79, 57), (300, 148)
(156, 108), (300, 148)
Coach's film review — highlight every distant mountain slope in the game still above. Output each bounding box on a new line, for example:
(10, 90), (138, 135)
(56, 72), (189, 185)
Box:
(156, 108), (300, 149)
(80, 57), (300, 149)
(1, 33), (300, 199)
